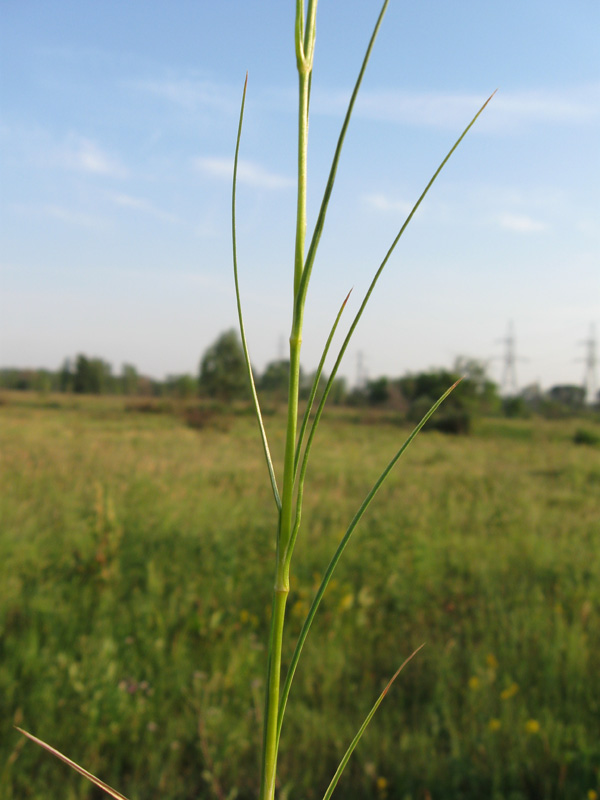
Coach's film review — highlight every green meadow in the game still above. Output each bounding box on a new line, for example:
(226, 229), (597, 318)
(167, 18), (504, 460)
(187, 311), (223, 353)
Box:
(1, 393), (599, 800)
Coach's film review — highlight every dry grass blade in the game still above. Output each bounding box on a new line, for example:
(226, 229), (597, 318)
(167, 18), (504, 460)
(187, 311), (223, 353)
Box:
(15, 727), (131, 800)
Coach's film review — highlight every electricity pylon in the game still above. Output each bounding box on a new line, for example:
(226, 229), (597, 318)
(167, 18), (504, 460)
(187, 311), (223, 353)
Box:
(579, 324), (598, 404)
(498, 321), (519, 395)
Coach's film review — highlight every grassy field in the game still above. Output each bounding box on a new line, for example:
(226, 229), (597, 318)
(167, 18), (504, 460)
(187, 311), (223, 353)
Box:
(1, 392), (599, 800)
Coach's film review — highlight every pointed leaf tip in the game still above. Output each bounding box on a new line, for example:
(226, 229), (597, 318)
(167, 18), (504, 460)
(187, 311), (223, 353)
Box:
(320, 642), (426, 800)
(381, 642), (425, 698)
(15, 727), (131, 800)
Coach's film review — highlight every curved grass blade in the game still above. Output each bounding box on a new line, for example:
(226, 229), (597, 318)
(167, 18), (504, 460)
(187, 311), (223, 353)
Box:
(292, 90), (495, 512)
(295, 0), (390, 313)
(277, 380), (460, 740)
(293, 289), (352, 476)
(15, 728), (130, 800)
(232, 74), (281, 511)
(321, 644), (425, 800)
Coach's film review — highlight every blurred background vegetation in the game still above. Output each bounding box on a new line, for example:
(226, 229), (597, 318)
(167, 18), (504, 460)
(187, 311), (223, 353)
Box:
(2, 328), (598, 430)
(1, 335), (599, 799)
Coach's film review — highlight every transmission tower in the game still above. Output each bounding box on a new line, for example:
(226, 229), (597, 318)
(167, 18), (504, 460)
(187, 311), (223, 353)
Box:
(356, 350), (368, 390)
(498, 321), (519, 395)
(579, 324), (598, 404)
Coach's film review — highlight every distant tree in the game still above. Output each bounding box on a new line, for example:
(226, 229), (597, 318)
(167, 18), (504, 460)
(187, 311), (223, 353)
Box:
(300, 369), (331, 403)
(73, 356), (92, 393)
(397, 368), (478, 434)
(326, 376), (348, 406)
(502, 395), (531, 418)
(73, 355), (112, 394)
(538, 384), (587, 418)
(33, 369), (53, 394)
(547, 384), (585, 409)
(121, 364), (139, 395)
(260, 360), (293, 402)
(0, 369), (16, 389)
(199, 330), (248, 401)
(397, 369), (460, 411)
(165, 373), (197, 399)
(366, 376), (390, 406)
(453, 357), (501, 414)
(346, 385), (368, 407)
(59, 359), (73, 392)
(0, 368), (59, 392)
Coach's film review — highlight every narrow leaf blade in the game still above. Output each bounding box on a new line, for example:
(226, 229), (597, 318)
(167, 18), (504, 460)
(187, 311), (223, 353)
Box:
(289, 91), (494, 523)
(15, 728), (131, 800)
(293, 289), (351, 477)
(277, 381), (459, 739)
(296, 0), (390, 310)
(304, 90), (496, 471)
(232, 74), (281, 511)
(321, 644), (425, 800)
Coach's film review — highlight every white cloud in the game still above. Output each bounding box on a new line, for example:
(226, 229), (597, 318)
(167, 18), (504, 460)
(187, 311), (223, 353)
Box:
(490, 86), (600, 128)
(12, 203), (106, 229)
(363, 192), (413, 215)
(311, 84), (600, 133)
(497, 213), (548, 233)
(112, 193), (181, 224)
(60, 135), (127, 177)
(132, 77), (236, 113)
(193, 156), (294, 189)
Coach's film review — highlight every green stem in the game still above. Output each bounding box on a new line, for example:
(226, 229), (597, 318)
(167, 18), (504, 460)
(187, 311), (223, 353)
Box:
(259, 8), (318, 800)
(293, 67), (310, 299)
(259, 587), (289, 800)
(279, 328), (303, 566)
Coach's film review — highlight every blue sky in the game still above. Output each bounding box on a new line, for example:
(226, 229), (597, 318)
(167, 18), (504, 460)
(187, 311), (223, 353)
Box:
(1, 1), (598, 392)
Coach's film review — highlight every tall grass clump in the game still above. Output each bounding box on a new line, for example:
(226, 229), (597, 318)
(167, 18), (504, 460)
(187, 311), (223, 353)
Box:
(17, 1), (493, 797)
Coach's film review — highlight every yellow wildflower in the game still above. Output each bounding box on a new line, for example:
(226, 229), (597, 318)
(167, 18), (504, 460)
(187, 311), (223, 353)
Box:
(486, 653), (498, 670)
(525, 719), (540, 734)
(488, 718), (501, 732)
(338, 593), (354, 612)
(500, 682), (519, 700)
(376, 776), (388, 794)
(587, 790), (598, 800)
(468, 676), (480, 691)
(291, 599), (309, 619)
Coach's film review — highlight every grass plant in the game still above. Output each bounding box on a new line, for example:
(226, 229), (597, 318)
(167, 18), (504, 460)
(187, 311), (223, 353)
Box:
(7, 2), (515, 798)
(235, 3), (491, 796)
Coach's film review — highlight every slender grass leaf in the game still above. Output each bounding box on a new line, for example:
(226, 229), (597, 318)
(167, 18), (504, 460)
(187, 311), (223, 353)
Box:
(15, 728), (130, 800)
(232, 74), (281, 511)
(293, 290), (351, 477)
(321, 644), (425, 800)
(295, 0), (390, 314)
(293, 91), (495, 510)
(277, 380), (460, 739)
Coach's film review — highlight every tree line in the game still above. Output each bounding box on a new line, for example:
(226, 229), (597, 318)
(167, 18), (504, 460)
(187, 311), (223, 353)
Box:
(1, 329), (596, 427)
